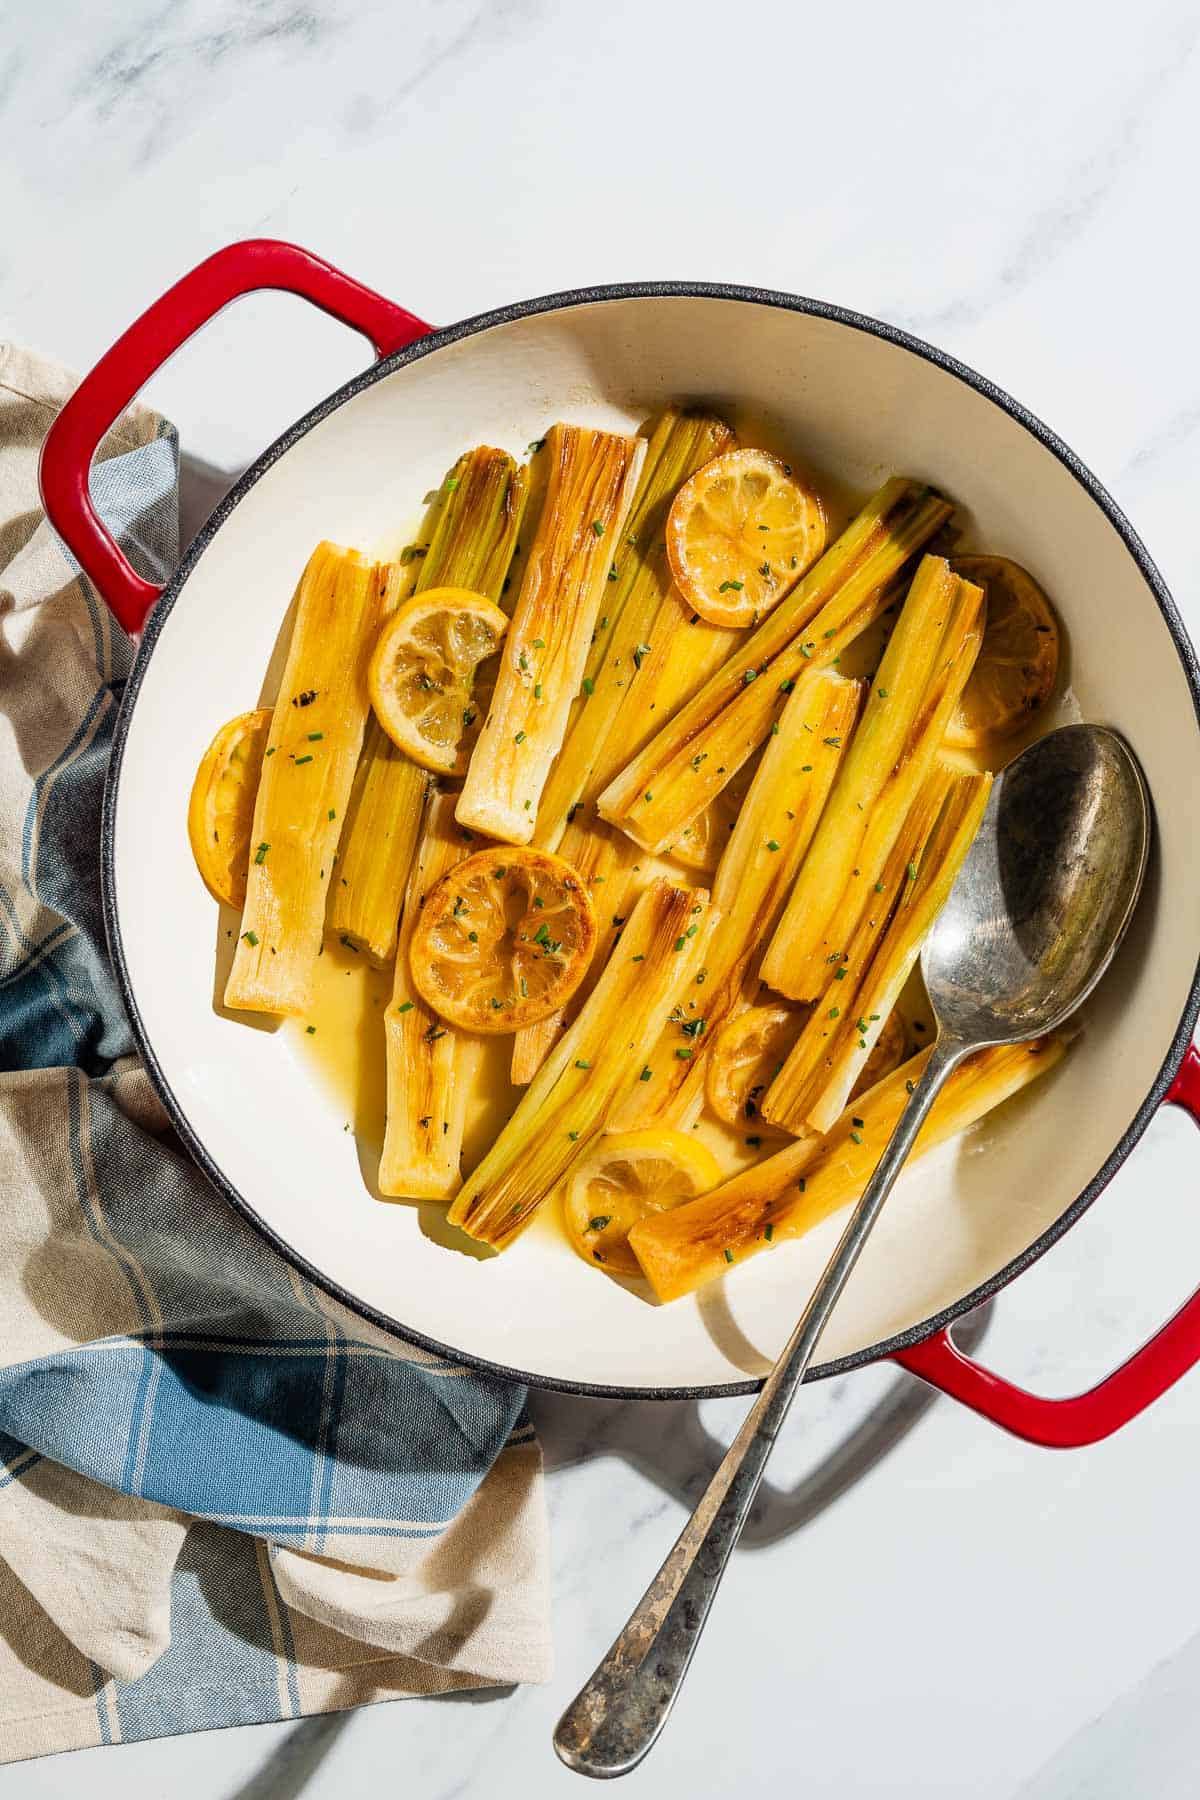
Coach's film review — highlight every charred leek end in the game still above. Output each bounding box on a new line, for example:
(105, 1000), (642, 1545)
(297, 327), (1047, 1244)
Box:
(630, 1035), (1067, 1302)
(456, 424), (647, 846)
(329, 447), (527, 961)
(509, 818), (645, 1085)
(378, 790), (479, 1199)
(536, 407), (736, 852)
(761, 557), (984, 1000)
(597, 478), (954, 854)
(447, 879), (712, 1247)
(613, 670), (864, 1130)
(762, 763), (989, 1133)
(225, 543), (384, 1017)
(418, 446), (530, 603)
(800, 769), (992, 1133)
(326, 720), (426, 963)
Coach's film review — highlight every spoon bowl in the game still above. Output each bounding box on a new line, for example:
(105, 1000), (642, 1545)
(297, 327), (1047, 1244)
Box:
(925, 725), (1151, 1048)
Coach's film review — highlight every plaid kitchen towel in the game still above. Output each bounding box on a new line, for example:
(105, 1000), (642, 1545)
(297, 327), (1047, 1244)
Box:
(0, 346), (551, 1767)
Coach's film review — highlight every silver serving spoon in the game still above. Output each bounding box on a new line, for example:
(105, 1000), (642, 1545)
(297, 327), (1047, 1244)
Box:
(554, 723), (1150, 1780)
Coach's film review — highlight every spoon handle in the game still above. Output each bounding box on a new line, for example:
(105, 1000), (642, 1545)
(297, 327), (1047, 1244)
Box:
(554, 1035), (965, 1780)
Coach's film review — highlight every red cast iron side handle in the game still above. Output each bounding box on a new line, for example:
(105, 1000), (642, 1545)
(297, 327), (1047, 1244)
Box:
(39, 238), (432, 638)
(894, 1042), (1200, 1447)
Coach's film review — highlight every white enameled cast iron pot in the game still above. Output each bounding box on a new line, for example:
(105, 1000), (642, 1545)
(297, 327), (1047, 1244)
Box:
(40, 239), (1200, 1439)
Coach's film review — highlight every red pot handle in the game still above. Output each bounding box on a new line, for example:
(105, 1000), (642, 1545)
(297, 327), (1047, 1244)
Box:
(39, 237), (432, 638)
(894, 1042), (1200, 1447)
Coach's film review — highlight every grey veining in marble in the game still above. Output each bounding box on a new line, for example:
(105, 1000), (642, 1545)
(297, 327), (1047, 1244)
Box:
(6, 1), (1200, 1794)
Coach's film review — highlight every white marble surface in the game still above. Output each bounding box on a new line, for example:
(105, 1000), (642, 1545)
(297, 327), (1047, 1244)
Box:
(6, 0), (1200, 1793)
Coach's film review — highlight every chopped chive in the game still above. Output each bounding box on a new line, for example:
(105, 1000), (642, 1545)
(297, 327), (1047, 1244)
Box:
(764, 1222), (774, 1241)
(675, 1047), (693, 1060)
(639, 1065), (653, 1081)
(254, 842), (270, 864)
(779, 678), (795, 694)
(514, 730), (526, 744)
(724, 1248), (734, 1265)
(592, 519), (605, 537)
(582, 677), (594, 696)
(588, 1215), (612, 1232)
(294, 754), (314, 765)
(631, 953), (645, 962)
(305, 1024), (316, 1035)
(850, 1129), (864, 1144)
(766, 839), (780, 853)
(242, 930), (259, 946)
(743, 668), (757, 683)
(397, 1000), (414, 1013)
(718, 579), (744, 592)
(527, 437), (545, 453)
(534, 683), (542, 699)
(532, 637), (546, 649)
(575, 1059), (591, 1070)
(828, 1006), (840, 1019)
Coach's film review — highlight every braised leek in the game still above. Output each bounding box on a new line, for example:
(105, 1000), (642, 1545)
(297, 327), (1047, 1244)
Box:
(456, 424), (646, 845)
(225, 542), (384, 1016)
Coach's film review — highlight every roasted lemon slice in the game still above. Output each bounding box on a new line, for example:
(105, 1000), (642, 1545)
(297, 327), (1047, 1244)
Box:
(666, 448), (826, 630)
(369, 587), (508, 775)
(187, 708), (272, 909)
(408, 846), (597, 1034)
(565, 1129), (722, 1273)
(945, 556), (1059, 749)
(706, 1002), (809, 1129)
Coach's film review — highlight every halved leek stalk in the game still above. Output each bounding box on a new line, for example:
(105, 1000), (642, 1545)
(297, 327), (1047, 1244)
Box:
(328, 448), (528, 961)
(448, 879), (712, 1247)
(629, 1036), (1067, 1302)
(803, 770), (991, 1133)
(762, 765), (990, 1133)
(509, 820), (645, 1085)
(378, 790), (480, 1199)
(761, 557), (984, 1000)
(597, 478), (953, 853)
(225, 542), (384, 1016)
(791, 604), (986, 999)
(456, 424), (646, 845)
(535, 407), (736, 853)
(612, 669), (864, 1130)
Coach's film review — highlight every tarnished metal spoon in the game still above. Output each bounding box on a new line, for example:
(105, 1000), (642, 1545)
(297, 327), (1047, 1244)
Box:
(554, 724), (1150, 1780)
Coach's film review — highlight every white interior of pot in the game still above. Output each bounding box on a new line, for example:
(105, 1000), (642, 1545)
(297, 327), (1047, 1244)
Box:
(112, 295), (1200, 1392)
